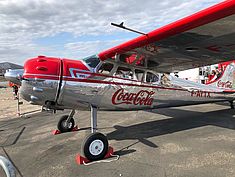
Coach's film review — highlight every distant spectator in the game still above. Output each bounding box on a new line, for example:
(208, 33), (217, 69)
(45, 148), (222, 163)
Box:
(12, 84), (19, 99)
(9, 82), (19, 99)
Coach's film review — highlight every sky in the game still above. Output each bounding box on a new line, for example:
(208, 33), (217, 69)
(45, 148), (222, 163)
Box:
(0, 0), (223, 65)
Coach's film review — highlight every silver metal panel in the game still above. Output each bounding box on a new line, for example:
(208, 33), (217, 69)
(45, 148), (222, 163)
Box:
(20, 79), (59, 106)
(57, 73), (235, 111)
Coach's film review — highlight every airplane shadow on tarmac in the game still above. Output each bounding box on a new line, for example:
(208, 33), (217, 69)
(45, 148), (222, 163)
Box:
(107, 107), (235, 154)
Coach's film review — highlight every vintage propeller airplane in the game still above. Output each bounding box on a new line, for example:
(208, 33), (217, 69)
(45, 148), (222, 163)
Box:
(4, 0), (235, 161)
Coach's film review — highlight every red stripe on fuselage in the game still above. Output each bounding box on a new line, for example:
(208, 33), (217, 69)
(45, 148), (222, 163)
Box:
(23, 73), (225, 94)
(63, 76), (187, 91)
(23, 74), (60, 80)
(65, 69), (138, 82)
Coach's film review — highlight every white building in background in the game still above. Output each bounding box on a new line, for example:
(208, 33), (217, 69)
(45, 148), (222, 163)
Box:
(177, 68), (200, 83)
(172, 64), (219, 84)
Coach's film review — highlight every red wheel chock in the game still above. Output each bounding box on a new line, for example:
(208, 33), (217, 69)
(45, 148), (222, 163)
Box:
(76, 146), (114, 165)
(52, 125), (79, 135)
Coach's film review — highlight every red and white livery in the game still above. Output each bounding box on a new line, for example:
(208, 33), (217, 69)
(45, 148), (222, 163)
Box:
(5, 0), (235, 162)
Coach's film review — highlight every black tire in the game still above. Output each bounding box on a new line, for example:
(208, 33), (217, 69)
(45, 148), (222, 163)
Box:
(81, 132), (109, 161)
(57, 115), (75, 133)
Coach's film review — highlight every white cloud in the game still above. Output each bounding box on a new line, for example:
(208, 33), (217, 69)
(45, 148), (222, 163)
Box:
(64, 39), (128, 59)
(0, 0), (223, 65)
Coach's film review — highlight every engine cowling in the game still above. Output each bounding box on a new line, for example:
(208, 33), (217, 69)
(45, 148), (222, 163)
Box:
(21, 56), (62, 106)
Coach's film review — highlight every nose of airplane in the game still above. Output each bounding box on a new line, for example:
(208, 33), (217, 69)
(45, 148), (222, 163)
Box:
(20, 56), (62, 106)
(23, 55), (61, 79)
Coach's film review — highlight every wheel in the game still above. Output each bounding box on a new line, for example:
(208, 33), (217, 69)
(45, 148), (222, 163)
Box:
(57, 115), (75, 133)
(81, 132), (109, 161)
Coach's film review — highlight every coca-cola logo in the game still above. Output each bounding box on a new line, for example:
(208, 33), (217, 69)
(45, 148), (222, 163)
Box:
(217, 80), (232, 88)
(112, 88), (155, 105)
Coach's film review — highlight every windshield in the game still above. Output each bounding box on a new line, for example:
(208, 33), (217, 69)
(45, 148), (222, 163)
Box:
(82, 55), (100, 68)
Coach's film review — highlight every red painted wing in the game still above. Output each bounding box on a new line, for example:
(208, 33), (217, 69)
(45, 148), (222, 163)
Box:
(98, 0), (235, 73)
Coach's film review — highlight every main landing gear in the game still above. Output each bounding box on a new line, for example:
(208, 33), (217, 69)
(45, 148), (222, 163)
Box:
(81, 105), (109, 161)
(56, 105), (109, 161)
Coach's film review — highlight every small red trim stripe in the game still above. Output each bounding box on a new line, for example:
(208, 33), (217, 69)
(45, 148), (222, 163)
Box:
(24, 74), (60, 80)
(223, 90), (235, 93)
(63, 77), (188, 91)
(64, 69), (139, 82)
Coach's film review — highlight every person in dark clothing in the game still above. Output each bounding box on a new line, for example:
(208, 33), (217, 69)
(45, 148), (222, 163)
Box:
(12, 84), (19, 99)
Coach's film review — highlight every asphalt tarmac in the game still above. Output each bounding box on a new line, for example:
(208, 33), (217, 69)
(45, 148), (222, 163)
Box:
(1, 103), (235, 177)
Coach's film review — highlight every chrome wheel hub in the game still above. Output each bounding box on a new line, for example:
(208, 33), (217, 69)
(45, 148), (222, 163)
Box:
(89, 140), (104, 156)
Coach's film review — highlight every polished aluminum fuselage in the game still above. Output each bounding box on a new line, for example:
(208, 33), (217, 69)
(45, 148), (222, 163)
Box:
(58, 77), (234, 111)
(20, 60), (235, 111)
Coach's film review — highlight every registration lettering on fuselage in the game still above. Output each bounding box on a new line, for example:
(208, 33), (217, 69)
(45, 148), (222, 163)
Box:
(191, 90), (211, 98)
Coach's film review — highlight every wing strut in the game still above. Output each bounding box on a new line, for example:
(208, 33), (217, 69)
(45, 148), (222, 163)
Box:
(111, 22), (147, 36)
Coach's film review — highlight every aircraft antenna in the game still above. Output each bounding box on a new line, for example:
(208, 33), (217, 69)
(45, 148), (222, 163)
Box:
(111, 22), (147, 36)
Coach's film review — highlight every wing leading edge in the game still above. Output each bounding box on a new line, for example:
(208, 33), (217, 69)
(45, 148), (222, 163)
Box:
(98, 0), (235, 73)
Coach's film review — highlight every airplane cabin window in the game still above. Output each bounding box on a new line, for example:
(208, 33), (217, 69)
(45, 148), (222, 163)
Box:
(119, 54), (145, 67)
(147, 60), (159, 68)
(115, 66), (133, 79)
(82, 55), (100, 68)
(146, 72), (159, 83)
(135, 69), (144, 82)
(119, 54), (129, 63)
(98, 63), (114, 75)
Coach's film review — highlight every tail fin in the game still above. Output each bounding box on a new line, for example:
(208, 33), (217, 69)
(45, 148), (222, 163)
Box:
(206, 61), (235, 89)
